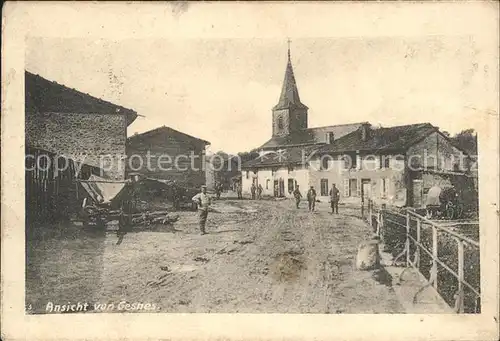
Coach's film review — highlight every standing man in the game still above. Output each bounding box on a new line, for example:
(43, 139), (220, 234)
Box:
(257, 184), (263, 200)
(293, 185), (302, 209)
(192, 185), (212, 235)
(215, 182), (221, 200)
(307, 186), (317, 211)
(236, 181), (243, 199)
(250, 183), (256, 200)
(329, 183), (340, 214)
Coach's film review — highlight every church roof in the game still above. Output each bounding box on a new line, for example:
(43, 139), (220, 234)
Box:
(272, 48), (308, 111)
(258, 122), (366, 150)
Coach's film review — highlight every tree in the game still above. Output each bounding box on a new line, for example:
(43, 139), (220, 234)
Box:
(451, 129), (477, 155)
(237, 150), (259, 164)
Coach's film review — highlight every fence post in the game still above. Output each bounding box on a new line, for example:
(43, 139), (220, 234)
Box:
(456, 239), (465, 313)
(431, 225), (438, 291)
(379, 203), (386, 239)
(368, 199), (373, 228)
(405, 212), (410, 266)
(416, 219), (421, 268)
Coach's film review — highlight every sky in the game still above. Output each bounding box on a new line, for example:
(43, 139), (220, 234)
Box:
(26, 35), (497, 154)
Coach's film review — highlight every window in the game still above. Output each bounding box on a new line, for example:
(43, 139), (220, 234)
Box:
(266, 179), (270, 190)
(326, 132), (335, 144)
(348, 179), (358, 197)
(380, 178), (387, 198)
(245, 171), (249, 179)
(277, 116), (284, 129)
(362, 155), (378, 171)
(288, 178), (295, 192)
(320, 179), (329, 196)
(380, 155), (390, 169)
(343, 154), (356, 169)
(321, 156), (330, 170)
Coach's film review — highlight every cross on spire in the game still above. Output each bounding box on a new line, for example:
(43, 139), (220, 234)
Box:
(287, 38), (291, 60)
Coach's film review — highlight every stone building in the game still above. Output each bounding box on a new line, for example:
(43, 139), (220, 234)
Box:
(25, 70), (138, 222)
(25, 71), (138, 180)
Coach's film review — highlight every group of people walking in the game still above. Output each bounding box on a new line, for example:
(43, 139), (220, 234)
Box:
(250, 183), (264, 200)
(191, 182), (341, 235)
(293, 183), (340, 214)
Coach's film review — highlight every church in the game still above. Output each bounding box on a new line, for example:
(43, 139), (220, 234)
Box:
(241, 45), (472, 207)
(240, 46), (366, 198)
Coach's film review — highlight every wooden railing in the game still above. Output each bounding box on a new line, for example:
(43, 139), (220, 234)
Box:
(362, 199), (480, 313)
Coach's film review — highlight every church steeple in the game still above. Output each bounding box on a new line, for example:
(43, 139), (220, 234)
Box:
(273, 40), (308, 111)
(272, 40), (309, 137)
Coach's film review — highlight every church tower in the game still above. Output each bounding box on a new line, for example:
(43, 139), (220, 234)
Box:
(272, 42), (309, 137)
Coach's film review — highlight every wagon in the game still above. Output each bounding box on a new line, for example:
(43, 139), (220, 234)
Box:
(77, 175), (198, 229)
(425, 185), (464, 220)
(77, 175), (135, 229)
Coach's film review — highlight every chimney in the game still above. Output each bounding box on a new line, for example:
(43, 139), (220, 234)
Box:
(361, 123), (371, 142)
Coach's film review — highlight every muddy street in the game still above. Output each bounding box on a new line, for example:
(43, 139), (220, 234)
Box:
(26, 198), (403, 314)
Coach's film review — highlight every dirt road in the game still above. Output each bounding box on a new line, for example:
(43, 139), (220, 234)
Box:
(26, 198), (403, 314)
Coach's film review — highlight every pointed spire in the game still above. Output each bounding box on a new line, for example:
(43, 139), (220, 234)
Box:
(273, 40), (308, 111)
(287, 38), (291, 61)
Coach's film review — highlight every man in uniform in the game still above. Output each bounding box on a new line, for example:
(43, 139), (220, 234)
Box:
(250, 183), (257, 200)
(192, 185), (212, 235)
(329, 183), (340, 214)
(307, 186), (317, 211)
(293, 185), (302, 209)
(236, 182), (243, 199)
(257, 184), (263, 200)
(215, 182), (221, 199)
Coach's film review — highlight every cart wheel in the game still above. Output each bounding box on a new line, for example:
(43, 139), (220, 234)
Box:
(445, 202), (455, 220)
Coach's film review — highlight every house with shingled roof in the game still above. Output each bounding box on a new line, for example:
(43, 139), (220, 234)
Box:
(309, 122), (474, 207)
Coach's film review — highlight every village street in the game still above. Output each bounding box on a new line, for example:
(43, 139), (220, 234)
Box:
(26, 197), (403, 314)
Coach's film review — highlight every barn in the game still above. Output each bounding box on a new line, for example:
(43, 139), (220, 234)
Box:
(126, 126), (210, 190)
(25, 71), (138, 223)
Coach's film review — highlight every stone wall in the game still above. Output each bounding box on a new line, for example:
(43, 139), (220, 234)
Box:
(25, 111), (127, 179)
(272, 108), (309, 137)
(407, 131), (467, 171)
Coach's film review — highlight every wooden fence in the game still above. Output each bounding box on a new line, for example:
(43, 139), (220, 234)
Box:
(361, 199), (480, 313)
(25, 147), (102, 225)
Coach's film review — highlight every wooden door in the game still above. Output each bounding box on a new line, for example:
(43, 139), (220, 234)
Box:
(361, 179), (371, 200)
(279, 178), (285, 197)
(412, 179), (424, 208)
(320, 179), (329, 196)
